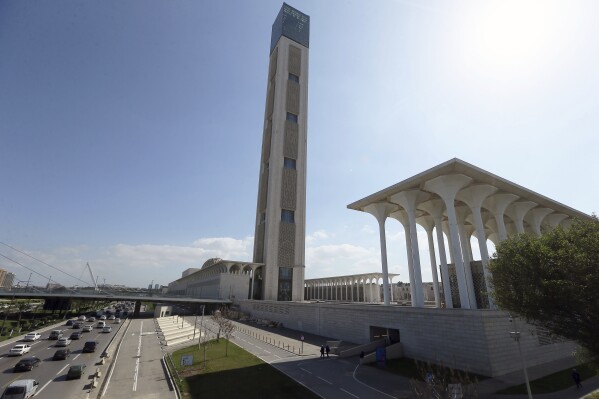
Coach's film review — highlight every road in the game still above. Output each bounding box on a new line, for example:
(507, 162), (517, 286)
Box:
(101, 318), (174, 399)
(0, 320), (120, 399)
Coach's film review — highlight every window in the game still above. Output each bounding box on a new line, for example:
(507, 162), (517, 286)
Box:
(288, 73), (299, 83)
(284, 157), (296, 169)
(281, 209), (294, 223)
(286, 112), (298, 123)
(260, 213), (266, 224)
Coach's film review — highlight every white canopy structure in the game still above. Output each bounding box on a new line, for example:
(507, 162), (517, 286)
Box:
(347, 158), (591, 309)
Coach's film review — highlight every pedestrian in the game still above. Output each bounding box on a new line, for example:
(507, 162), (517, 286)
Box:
(572, 368), (582, 389)
(325, 344), (330, 358)
(320, 344), (325, 358)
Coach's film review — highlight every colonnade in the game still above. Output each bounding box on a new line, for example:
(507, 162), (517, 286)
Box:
(352, 171), (576, 309)
(304, 273), (398, 303)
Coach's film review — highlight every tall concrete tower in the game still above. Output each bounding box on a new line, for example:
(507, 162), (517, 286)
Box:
(252, 3), (309, 301)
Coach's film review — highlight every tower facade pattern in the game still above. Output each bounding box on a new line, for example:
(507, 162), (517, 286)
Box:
(253, 3), (309, 301)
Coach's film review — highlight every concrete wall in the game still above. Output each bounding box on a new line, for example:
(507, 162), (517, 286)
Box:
(238, 300), (575, 377)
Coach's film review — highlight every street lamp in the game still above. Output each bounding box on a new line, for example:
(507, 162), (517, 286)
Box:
(509, 316), (533, 399)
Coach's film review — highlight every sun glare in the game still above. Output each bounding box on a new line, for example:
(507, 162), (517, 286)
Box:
(465, 1), (562, 77)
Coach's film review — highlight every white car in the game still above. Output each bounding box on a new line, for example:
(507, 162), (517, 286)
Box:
(55, 338), (71, 347)
(78, 315), (87, 321)
(99, 315), (106, 320)
(8, 344), (31, 356)
(82, 325), (93, 332)
(114, 318), (121, 324)
(22, 332), (42, 342)
(108, 315), (115, 320)
(102, 326), (112, 333)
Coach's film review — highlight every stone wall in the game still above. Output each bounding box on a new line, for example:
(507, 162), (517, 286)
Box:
(238, 300), (575, 377)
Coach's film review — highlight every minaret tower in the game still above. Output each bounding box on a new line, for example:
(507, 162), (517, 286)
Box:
(252, 3), (309, 301)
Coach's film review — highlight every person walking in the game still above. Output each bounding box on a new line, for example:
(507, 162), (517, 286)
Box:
(572, 369), (582, 389)
(320, 344), (325, 358)
(325, 344), (330, 358)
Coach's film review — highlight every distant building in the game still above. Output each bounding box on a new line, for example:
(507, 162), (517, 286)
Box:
(167, 258), (261, 300)
(0, 270), (15, 290)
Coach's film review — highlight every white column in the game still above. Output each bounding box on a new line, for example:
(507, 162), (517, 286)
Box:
(457, 184), (498, 309)
(389, 276), (394, 303)
(416, 215), (442, 308)
(390, 210), (417, 306)
(505, 201), (537, 234)
(483, 193), (518, 241)
(525, 208), (554, 236)
(454, 206), (477, 309)
(363, 202), (397, 306)
(423, 174), (473, 309)
(390, 190), (429, 307)
(544, 213), (568, 229)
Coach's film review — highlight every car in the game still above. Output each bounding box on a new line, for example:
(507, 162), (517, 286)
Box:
(48, 330), (62, 340)
(82, 325), (93, 332)
(99, 315), (106, 320)
(65, 319), (75, 326)
(114, 318), (121, 324)
(13, 357), (41, 372)
(108, 315), (115, 320)
(87, 317), (96, 322)
(69, 331), (82, 340)
(78, 315), (86, 321)
(22, 333), (41, 342)
(66, 364), (86, 380)
(102, 326), (112, 333)
(97, 321), (106, 328)
(82, 341), (98, 353)
(8, 345), (31, 357)
(1, 379), (39, 398)
(72, 322), (81, 329)
(52, 348), (71, 361)
(55, 338), (71, 347)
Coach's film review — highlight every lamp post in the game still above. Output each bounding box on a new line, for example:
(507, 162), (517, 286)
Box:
(509, 316), (533, 399)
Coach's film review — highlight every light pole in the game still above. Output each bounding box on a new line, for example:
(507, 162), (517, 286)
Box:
(509, 316), (533, 399)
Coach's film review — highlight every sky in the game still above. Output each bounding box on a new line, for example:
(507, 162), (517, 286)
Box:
(1, 0), (598, 289)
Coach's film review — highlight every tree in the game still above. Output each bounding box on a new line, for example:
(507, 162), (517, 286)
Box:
(490, 217), (599, 359)
(211, 307), (235, 356)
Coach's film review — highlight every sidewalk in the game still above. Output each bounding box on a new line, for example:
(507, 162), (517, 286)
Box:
(225, 320), (599, 399)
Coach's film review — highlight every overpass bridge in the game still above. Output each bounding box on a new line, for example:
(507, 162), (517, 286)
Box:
(0, 289), (231, 317)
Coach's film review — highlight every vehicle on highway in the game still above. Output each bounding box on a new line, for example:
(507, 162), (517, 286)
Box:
(70, 331), (82, 340)
(114, 318), (121, 324)
(78, 315), (86, 321)
(8, 345), (31, 357)
(65, 319), (75, 326)
(1, 379), (39, 398)
(66, 364), (86, 380)
(55, 338), (71, 347)
(102, 326), (112, 333)
(72, 322), (82, 329)
(52, 348), (71, 361)
(22, 333), (41, 342)
(13, 357), (41, 372)
(99, 315), (106, 320)
(97, 321), (106, 328)
(108, 315), (115, 320)
(82, 325), (93, 332)
(48, 330), (63, 340)
(88, 317), (96, 322)
(82, 341), (98, 353)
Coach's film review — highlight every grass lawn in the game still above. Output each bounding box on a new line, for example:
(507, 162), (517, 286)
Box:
(170, 339), (320, 399)
(497, 362), (599, 395)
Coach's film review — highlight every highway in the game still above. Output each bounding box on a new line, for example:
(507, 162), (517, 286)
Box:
(0, 320), (120, 399)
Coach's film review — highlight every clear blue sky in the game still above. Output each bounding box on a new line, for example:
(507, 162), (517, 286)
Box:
(1, 0), (598, 288)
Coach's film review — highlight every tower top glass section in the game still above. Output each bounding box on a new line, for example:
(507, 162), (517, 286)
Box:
(270, 3), (310, 53)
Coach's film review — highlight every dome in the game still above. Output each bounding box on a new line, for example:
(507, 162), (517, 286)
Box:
(201, 258), (222, 269)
